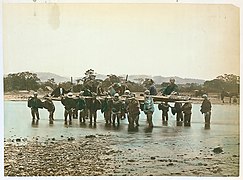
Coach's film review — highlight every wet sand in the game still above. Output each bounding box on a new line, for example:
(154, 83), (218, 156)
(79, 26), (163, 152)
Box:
(4, 133), (239, 176)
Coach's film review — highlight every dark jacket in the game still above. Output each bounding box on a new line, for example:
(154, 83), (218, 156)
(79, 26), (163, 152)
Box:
(83, 89), (92, 96)
(163, 84), (178, 95)
(174, 102), (183, 113)
(200, 99), (211, 113)
(61, 97), (76, 111)
(182, 102), (192, 114)
(43, 99), (55, 111)
(86, 98), (101, 111)
(149, 85), (157, 95)
(28, 97), (43, 109)
(158, 102), (170, 112)
(51, 87), (70, 97)
(101, 98), (112, 113)
(76, 97), (86, 110)
(127, 99), (140, 116)
(111, 99), (123, 113)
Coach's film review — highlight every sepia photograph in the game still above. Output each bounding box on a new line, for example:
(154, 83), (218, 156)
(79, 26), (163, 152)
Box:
(1, 0), (241, 178)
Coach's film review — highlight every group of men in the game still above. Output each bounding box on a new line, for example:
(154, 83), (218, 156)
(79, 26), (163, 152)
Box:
(158, 101), (192, 126)
(27, 90), (140, 129)
(27, 78), (212, 128)
(27, 92), (55, 123)
(61, 90), (141, 129)
(141, 89), (193, 128)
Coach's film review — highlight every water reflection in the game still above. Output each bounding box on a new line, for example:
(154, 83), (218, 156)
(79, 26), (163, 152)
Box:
(104, 123), (112, 130)
(128, 126), (139, 133)
(79, 122), (87, 128)
(162, 120), (168, 126)
(103, 123), (124, 132)
(144, 127), (153, 134)
(112, 125), (121, 131)
(204, 124), (211, 130)
(89, 124), (97, 129)
(31, 120), (39, 127)
(176, 121), (183, 126)
(49, 122), (54, 127)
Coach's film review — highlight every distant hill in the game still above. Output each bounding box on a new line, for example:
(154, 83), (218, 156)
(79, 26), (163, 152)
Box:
(36, 72), (70, 83)
(36, 72), (109, 83)
(36, 72), (205, 85)
(128, 75), (205, 85)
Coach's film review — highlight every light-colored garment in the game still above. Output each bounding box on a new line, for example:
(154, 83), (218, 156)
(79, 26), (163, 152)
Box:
(144, 95), (154, 113)
(60, 88), (63, 95)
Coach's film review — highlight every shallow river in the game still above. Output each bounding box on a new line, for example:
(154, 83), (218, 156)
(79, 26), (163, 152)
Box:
(4, 101), (240, 176)
(4, 101), (239, 143)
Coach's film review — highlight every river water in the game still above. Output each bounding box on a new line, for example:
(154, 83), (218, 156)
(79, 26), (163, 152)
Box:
(4, 100), (240, 176)
(4, 101), (239, 143)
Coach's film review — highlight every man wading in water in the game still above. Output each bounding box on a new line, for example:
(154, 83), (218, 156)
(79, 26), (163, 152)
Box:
(200, 94), (212, 128)
(143, 90), (155, 128)
(61, 92), (76, 125)
(27, 92), (43, 122)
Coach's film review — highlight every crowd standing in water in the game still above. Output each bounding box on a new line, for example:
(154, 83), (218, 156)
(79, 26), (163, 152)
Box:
(27, 78), (212, 130)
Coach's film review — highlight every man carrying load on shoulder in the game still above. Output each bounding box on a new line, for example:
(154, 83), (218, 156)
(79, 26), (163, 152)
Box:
(76, 91), (86, 124)
(27, 92), (43, 122)
(43, 95), (55, 124)
(111, 93), (123, 127)
(182, 101), (192, 126)
(127, 93), (140, 130)
(101, 93), (113, 125)
(158, 101), (171, 125)
(143, 90), (155, 128)
(87, 93), (101, 126)
(200, 94), (212, 128)
(61, 92), (76, 125)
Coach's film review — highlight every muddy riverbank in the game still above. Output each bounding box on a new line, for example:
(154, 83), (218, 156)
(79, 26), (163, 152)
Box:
(4, 132), (239, 176)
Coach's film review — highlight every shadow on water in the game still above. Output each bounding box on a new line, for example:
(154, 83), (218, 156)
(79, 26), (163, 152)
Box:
(162, 121), (168, 126)
(89, 124), (97, 129)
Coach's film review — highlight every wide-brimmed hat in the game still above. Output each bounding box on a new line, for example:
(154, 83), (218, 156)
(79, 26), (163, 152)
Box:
(144, 90), (150, 95)
(170, 78), (175, 82)
(67, 92), (73, 98)
(124, 90), (130, 95)
(202, 94), (208, 98)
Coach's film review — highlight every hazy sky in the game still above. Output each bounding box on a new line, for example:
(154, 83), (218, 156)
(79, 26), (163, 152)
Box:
(3, 3), (240, 80)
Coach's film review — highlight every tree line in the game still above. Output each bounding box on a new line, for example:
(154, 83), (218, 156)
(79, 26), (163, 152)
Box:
(3, 71), (240, 95)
